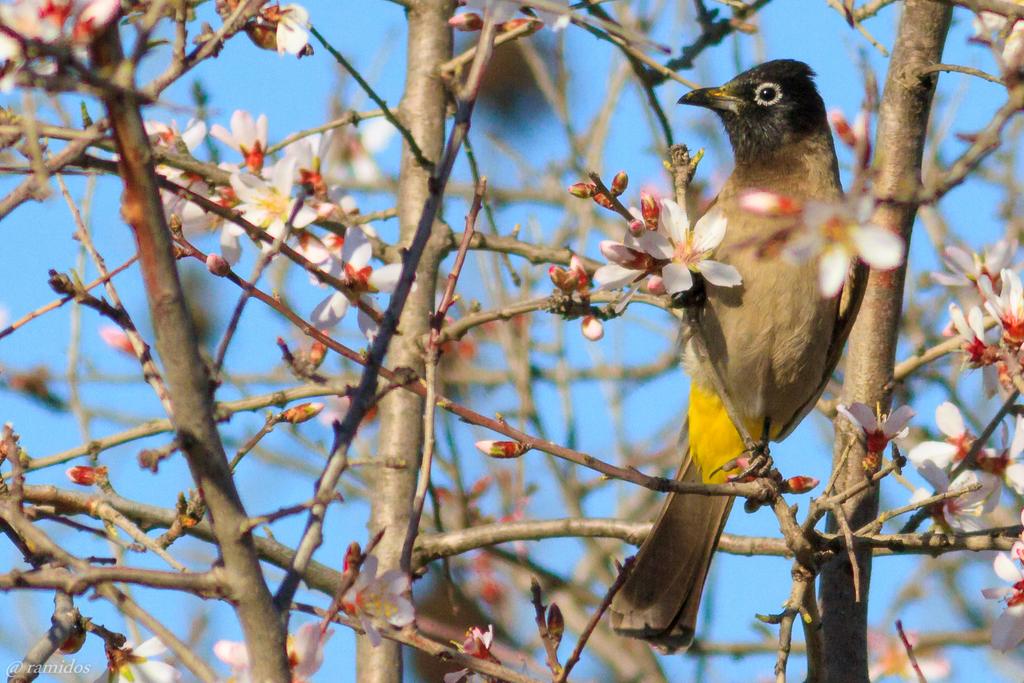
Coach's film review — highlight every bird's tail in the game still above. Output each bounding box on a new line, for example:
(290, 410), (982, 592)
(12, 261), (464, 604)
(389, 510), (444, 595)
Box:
(608, 446), (734, 651)
(610, 385), (746, 650)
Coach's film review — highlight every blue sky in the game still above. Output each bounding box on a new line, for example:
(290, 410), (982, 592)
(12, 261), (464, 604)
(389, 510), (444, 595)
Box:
(1, 1), (1022, 681)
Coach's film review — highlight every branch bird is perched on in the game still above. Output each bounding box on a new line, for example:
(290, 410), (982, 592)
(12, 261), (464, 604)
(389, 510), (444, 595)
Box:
(609, 59), (865, 650)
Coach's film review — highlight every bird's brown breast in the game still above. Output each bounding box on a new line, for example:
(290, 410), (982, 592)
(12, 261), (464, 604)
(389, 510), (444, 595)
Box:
(683, 133), (842, 438)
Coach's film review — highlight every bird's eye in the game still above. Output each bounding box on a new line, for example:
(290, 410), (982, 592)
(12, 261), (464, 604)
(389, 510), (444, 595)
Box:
(753, 82), (782, 106)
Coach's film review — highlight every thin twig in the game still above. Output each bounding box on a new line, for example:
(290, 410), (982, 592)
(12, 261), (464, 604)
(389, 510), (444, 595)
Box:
(555, 556), (635, 683)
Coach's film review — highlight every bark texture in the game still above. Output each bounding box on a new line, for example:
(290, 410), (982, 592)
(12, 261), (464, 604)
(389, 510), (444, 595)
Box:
(90, 24), (291, 681)
(355, 1), (453, 681)
(819, 3), (952, 681)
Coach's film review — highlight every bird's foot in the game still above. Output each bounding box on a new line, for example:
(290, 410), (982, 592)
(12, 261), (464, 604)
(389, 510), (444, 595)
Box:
(736, 441), (774, 480)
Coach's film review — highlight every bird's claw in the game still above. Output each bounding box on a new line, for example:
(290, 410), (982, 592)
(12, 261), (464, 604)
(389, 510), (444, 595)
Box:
(736, 444), (774, 480)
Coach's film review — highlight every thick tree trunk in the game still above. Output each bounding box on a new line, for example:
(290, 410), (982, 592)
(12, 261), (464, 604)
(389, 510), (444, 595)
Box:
(356, 1), (453, 681)
(819, 3), (951, 681)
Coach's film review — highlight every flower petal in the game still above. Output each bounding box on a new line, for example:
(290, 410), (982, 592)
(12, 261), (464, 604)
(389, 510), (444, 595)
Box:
(311, 293), (350, 328)
(883, 404), (915, 437)
(1005, 463), (1024, 496)
(343, 228), (372, 268)
(213, 640), (249, 670)
(369, 264), (402, 293)
(916, 459), (949, 492)
(692, 211), (727, 253)
(131, 660), (181, 683)
(358, 307), (381, 342)
(992, 604), (1024, 651)
(837, 402), (877, 432)
(660, 262), (694, 294)
(221, 227), (243, 265)
(699, 260), (742, 287)
(637, 230), (673, 260)
(658, 198), (689, 244)
(935, 401), (965, 438)
(131, 638), (168, 659)
(852, 225), (904, 270)
(593, 264), (640, 290)
(907, 441), (958, 471)
(818, 246), (850, 297)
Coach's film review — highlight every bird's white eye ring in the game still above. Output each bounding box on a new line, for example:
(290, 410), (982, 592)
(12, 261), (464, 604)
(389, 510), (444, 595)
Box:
(754, 82), (782, 106)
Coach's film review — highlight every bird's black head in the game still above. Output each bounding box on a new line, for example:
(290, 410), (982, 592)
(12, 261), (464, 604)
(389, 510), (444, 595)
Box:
(678, 60), (828, 163)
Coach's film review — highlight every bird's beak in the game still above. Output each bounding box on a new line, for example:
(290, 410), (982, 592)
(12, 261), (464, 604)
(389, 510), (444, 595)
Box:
(678, 87), (744, 114)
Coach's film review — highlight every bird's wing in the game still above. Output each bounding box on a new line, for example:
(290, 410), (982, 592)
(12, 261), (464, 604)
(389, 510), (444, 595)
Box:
(774, 259), (869, 440)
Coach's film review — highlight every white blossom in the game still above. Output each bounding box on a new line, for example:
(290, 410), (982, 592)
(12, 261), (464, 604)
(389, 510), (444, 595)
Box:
(341, 555), (415, 647)
(982, 544), (1024, 651)
(94, 637), (181, 683)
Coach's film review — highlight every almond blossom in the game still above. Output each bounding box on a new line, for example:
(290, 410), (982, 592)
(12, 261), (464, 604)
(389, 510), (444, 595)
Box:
(0, 0), (119, 47)
(213, 622), (332, 683)
(976, 415), (1024, 495)
(95, 637), (181, 683)
(910, 461), (999, 532)
(284, 132), (333, 197)
(444, 625), (501, 683)
(145, 118), (208, 182)
(0, 0), (119, 89)
(908, 402), (975, 471)
(271, 3), (311, 56)
(788, 196), (904, 297)
(228, 157), (318, 263)
(594, 199), (741, 295)
(211, 110), (269, 174)
(310, 226), (401, 335)
(837, 402), (915, 455)
(982, 543), (1024, 651)
(333, 119), (395, 184)
(932, 239), (1016, 289)
(973, 11), (1024, 73)
(981, 268), (1024, 345)
(949, 302), (998, 368)
(341, 555), (415, 647)
(146, 119), (224, 234)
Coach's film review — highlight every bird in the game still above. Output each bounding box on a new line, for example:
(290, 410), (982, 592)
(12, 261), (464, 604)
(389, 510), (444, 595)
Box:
(609, 59), (865, 650)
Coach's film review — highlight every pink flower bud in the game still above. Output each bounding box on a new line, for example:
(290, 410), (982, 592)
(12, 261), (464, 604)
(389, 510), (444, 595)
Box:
(282, 402), (324, 424)
(499, 17), (542, 34)
(599, 240), (632, 265)
(829, 109), (857, 148)
(739, 190), (802, 217)
(785, 476), (820, 494)
(206, 253), (231, 276)
(475, 440), (530, 459)
(568, 255), (590, 290)
(581, 316), (604, 341)
(448, 12), (483, 31)
(66, 465), (107, 486)
(628, 218), (644, 235)
(610, 171), (629, 196)
(99, 325), (134, 355)
(568, 182), (596, 198)
(640, 192), (659, 229)
(646, 275), (666, 295)
(568, 254), (587, 278)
